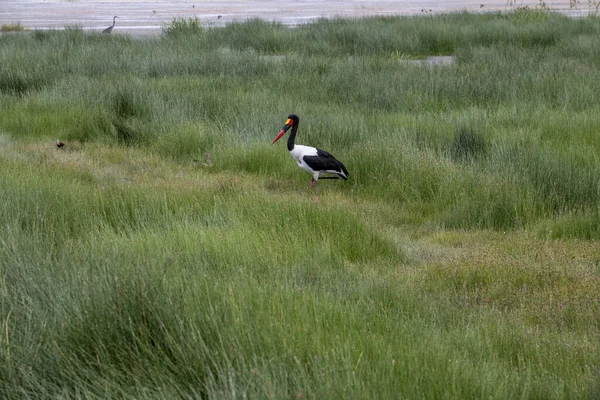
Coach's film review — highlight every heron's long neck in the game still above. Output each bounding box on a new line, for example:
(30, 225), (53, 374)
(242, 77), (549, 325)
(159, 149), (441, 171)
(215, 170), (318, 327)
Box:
(112, 17), (116, 26)
(287, 124), (297, 151)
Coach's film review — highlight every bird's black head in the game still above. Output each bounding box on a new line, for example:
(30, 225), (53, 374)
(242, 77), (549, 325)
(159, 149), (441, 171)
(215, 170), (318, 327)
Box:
(286, 114), (299, 126)
(272, 114), (300, 144)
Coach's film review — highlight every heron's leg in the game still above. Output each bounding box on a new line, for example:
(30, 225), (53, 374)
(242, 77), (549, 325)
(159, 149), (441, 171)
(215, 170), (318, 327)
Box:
(311, 177), (316, 187)
(314, 180), (319, 202)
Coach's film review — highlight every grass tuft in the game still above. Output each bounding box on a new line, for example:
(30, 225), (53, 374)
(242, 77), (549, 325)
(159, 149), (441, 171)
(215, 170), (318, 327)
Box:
(162, 16), (204, 37)
(450, 125), (487, 162)
(0, 23), (25, 32)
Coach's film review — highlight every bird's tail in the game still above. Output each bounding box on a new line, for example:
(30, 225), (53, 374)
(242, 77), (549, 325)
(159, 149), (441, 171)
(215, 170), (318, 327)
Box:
(337, 160), (349, 180)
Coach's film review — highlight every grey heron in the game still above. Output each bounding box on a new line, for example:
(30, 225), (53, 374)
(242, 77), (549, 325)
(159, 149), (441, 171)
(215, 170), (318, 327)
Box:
(102, 16), (118, 34)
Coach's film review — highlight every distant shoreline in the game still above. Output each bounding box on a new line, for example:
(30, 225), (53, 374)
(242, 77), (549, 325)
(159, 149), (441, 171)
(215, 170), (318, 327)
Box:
(1, 0), (589, 38)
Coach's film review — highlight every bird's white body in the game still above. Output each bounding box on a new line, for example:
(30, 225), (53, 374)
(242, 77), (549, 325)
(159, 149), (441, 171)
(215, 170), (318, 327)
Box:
(290, 144), (320, 178)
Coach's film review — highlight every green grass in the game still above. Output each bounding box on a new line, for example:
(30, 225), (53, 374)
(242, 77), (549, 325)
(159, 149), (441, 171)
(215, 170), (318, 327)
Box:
(1, 12), (600, 399)
(0, 23), (25, 32)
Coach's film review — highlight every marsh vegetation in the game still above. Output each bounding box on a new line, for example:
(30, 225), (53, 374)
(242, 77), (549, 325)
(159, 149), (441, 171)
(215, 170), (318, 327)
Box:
(1, 11), (599, 398)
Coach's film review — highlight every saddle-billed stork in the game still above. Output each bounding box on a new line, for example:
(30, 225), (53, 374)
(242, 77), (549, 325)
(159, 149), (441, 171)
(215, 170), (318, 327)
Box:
(272, 114), (348, 202)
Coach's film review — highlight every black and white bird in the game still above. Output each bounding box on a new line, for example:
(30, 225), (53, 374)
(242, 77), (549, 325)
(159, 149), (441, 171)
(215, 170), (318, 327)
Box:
(103, 16), (118, 34)
(272, 114), (348, 202)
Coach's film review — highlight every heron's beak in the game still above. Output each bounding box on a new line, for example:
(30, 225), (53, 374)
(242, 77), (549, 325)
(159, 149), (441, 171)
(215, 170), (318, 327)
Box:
(272, 119), (293, 144)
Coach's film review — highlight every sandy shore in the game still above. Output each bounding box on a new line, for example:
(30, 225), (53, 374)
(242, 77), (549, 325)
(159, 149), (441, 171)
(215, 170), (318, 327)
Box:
(0, 0), (585, 37)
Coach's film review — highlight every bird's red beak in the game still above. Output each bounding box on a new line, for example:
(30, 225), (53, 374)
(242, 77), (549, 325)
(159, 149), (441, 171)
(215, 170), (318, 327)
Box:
(272, 129), (286, 144)
(272, 118), (293, 144)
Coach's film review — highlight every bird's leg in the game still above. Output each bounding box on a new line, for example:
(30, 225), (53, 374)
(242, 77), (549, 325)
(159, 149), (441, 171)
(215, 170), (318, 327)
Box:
(314, 180), (319, 203)
(311, 177), (316, 187)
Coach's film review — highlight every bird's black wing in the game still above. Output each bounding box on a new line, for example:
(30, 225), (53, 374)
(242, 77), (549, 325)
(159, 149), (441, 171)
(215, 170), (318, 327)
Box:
(303, 149), (349, 179)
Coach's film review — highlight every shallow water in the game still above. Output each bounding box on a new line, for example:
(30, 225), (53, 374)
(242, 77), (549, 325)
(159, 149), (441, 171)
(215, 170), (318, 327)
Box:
(0, 0), (586, 36)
